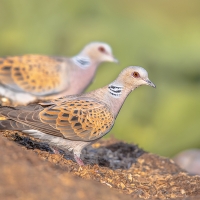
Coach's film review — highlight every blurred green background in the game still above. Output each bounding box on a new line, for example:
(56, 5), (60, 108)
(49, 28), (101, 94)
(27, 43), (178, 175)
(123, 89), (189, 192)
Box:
(0, 0), (200, 157)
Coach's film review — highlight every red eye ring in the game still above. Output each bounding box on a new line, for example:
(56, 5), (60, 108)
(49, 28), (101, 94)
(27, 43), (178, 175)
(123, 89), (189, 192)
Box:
(132, 72), (140, 78)
(98, 46), (105, 52)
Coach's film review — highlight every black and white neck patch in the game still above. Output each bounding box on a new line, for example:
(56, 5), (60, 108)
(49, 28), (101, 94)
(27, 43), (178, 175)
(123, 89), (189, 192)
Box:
(108, 84), (123, 98)
(73, 56), (91, 69)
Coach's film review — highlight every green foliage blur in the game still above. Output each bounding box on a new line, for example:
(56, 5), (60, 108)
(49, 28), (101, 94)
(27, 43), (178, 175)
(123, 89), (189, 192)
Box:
(0, 0), (200, 157)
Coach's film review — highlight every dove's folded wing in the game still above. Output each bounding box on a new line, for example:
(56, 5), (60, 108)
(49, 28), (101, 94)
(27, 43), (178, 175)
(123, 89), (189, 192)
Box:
(0, 55), (68, 96)
(40, 98), (115, 141)
(0, 98), (115, 142)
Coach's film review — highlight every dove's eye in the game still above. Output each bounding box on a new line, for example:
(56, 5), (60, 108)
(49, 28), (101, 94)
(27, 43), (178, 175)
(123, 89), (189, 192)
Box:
(132, 72), (140, 78)
(98, 46), (105, 53)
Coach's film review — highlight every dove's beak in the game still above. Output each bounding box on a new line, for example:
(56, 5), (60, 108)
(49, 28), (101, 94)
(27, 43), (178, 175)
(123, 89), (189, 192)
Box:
(145, 78), (156, 88)
(113, 57), (119, 63)
(107, 54), (119, 63)
(109, 56), (118, 63)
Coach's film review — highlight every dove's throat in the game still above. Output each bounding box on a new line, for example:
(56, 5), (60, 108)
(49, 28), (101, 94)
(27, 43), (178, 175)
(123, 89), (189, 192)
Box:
(90, 83), (132, 118)
(108, 87), (132, 118)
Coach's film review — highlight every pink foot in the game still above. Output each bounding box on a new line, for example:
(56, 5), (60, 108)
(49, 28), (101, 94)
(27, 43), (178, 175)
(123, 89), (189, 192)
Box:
(74, 154), (84, 166)
(51, 146), (60, 154)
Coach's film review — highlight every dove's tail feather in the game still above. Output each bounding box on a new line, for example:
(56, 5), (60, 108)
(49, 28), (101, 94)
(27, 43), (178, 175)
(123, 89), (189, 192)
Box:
(0, 105), (38, 131)
(0, 119), (30, 130)
(0, 105), (18, 117)
(0, 106), (18, 130)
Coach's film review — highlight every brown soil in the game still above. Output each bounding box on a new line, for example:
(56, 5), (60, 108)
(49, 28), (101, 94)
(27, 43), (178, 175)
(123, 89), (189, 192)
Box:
(1, 130), (200, 200)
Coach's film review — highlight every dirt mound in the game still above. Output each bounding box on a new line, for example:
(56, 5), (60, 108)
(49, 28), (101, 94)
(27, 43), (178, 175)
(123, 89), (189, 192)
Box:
(0, 134), (132, 200)
(1, 131), (200, 199)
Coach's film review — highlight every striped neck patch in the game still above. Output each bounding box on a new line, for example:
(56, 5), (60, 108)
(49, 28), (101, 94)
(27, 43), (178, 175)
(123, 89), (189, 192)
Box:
(73, 56), (91, 69)
(108, 84), (123, 98)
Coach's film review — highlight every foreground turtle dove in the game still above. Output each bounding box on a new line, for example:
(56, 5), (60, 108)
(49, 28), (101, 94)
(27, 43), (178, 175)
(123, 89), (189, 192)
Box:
(0, 66), (155, 165)
(0, 42), (118, 105)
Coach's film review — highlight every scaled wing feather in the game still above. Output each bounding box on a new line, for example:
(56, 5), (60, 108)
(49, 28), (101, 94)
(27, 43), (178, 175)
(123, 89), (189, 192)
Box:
(0, 55), (68, 96)
(39, 98), (115, 141)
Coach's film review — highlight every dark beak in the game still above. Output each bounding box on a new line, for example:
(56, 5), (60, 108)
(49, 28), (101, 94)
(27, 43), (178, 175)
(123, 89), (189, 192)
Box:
(145, 79), (156, 88)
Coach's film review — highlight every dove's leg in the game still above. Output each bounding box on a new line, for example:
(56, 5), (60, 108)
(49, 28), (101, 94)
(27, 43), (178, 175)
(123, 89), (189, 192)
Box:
(74, 154), (84, 166)
(73, 147), (86, 166)
(50, 146), (60, 154)
(51, 146), (85, 166)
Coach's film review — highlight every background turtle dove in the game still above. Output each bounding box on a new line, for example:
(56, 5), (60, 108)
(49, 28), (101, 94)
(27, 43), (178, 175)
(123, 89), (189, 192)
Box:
(0, 42), (118, 105)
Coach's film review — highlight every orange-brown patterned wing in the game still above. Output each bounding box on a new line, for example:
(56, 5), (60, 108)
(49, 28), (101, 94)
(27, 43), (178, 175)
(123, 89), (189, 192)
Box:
(39, 99), (115, 142)
(0, 55), (67, 95)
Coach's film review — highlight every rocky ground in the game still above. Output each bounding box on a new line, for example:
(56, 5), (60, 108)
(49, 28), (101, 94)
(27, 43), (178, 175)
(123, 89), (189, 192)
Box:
(1, 130), (200, 200)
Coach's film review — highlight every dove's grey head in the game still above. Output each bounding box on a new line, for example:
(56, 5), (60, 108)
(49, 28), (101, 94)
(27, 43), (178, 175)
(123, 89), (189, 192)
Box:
(117, 66), (156, 90)
(79, 42), (118, 63)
